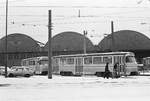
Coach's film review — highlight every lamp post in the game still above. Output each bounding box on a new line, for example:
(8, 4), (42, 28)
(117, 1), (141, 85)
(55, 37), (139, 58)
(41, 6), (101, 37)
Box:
(48, 10), (52, 79)
(5, 0), (8, 78)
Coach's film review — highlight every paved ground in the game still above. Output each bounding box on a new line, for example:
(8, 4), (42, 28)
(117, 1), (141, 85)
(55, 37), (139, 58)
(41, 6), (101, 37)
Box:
(0, 75), (150, 101)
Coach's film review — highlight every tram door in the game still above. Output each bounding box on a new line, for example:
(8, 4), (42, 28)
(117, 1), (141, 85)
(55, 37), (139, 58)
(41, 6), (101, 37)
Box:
(52, 58), (59, 74)
(113, 56), (125, 76)
(75, 57), (83, 75)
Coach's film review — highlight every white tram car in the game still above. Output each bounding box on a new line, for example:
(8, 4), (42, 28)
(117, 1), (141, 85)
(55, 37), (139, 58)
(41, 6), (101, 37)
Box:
(21, 56), (48, 75)
(52, 52), (139, 76)
(142, 57), (150, 70)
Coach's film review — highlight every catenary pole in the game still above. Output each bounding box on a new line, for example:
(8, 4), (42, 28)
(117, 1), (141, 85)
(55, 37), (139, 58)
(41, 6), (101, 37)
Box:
(5, 0), (8, 78)
(78, 9), (80, 17)
(48, 10), (52, 79)
(111, 21), (115, 52)
(83, 30), (87, 54)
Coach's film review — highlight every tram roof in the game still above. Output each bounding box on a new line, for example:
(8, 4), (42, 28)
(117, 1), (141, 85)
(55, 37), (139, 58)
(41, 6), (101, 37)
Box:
(143, 57), (150, 59)
(53, 52), (134, 58)
(22, 56), (48, 61)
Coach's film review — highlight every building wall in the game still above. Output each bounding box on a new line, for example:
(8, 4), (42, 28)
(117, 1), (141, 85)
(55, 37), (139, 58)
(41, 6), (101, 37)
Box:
(0, 52), (42, 67)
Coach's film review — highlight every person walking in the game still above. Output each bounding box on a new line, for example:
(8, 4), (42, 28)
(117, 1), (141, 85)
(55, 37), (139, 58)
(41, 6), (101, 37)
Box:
(104, 62), (110, 79)
(113, 63), (119, 78)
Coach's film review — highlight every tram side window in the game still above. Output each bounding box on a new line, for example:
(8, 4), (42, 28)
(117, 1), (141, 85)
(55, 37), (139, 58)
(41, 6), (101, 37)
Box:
(93, 57), (102, 64)
(146, 59), (148, 64)
(148, 59), (150, 64)
(84, 57), (92, 64)
(22, 61), (27, 66)
(146, 59), (149, 65)
(29, 61), (35, 65)
(114, 56), (122, 64)
(67, 58), (74, 64)
(53, 58), (59, 66)
(60, 58), (67, 65)
(143, 58), (149, 65)
(103, 56), (112, 64)
(145, 59), (148, 65)
(56, 58), (59, 64)
(53, 58), (58, 64)
(143, 59), (146, 65)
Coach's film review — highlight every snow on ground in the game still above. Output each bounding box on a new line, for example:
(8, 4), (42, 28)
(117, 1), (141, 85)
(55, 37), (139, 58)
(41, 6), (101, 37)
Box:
(0, 75), (150, 101)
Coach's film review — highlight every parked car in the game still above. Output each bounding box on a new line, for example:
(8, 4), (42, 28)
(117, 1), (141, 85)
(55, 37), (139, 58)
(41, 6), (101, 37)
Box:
(0, 66), (5, 75)
(8, 66), (34, 77)
(0, 66), (11, 75)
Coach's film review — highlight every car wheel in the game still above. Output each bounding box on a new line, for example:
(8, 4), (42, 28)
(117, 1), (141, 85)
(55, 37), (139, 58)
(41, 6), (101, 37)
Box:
(8, 73), (14, 77)
(24, 74), (30, 77)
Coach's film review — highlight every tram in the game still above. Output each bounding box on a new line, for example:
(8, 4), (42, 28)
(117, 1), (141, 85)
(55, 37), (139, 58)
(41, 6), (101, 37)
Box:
(142, 57), (150, 71)
(52, 52), (139, 76)
(21, 56), (48, 75)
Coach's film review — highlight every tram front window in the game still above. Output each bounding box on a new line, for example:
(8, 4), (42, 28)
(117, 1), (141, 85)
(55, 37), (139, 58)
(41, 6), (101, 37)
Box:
(126, 56), (136, 63)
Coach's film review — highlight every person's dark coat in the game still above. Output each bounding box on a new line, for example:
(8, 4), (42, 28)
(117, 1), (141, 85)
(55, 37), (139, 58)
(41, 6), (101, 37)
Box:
(104, 63), (110, 79)
(113, 63), (118, 78)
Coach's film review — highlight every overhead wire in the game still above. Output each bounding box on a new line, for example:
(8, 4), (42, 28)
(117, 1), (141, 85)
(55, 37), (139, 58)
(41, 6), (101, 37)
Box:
(5, 17), (147, 28)
(0, 12), (149, 25)
(0, 4), (150, 28)
(1, 13), (149, 25)
(0, 6), (149, 20)
(0, 5), (150, 8)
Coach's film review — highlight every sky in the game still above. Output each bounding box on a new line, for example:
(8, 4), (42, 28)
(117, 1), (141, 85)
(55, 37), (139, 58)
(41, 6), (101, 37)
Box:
(1, 0), (150, 45)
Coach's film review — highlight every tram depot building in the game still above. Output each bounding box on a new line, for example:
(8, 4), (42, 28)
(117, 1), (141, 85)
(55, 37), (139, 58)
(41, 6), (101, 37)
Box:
(0, 30), (150, 67)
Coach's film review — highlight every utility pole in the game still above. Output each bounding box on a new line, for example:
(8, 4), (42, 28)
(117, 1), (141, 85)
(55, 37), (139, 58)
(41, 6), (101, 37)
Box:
(83, 30), (87, 54)
(111, 21), (115, 52)
(48, 10), (52, 79)
(5, 0), (8, 78)
(78, 9), (80, 17)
